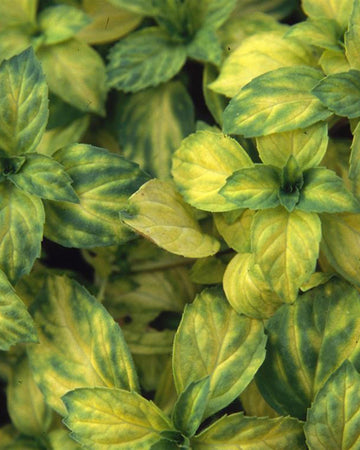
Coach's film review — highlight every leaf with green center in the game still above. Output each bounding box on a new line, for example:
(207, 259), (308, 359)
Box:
(278, 156), (303, 212)
(121, 179), (220, 258)
(345, 0), (360, 70)
(8, 153), (78, 203)
(172, 130), (253, 212)
(172, 376), (210, 437)
(0, 182), (44, 283)
(117, 81), (194, 180)
(38, 5), (92, 45)
(305, 360), (360, 449)
(44, 143), (149, 248)
(0, 48), (48, 156)
(312, 70), (360, 119)
(107, 27), (187, 93)
(297, 167), (360, 213)
(0, 0), (37, 29)
(220, 165), (281, 210)
(256, 122), (328, 170)
(0, 270), (37, 350)
(252, 207), (321, 302)
(62, 387), (173, 448)
(256, 279), (360, 419)
(27, 275), (139, 416)
(223, 66), (331, 137)
(302, 0), (354, 31)
(37, 38), (107, 115)
(191, 413), (305, 449)
(210, 30), (318, 98)
(173, 287), (267, 418)
(186, 28), (222, 66)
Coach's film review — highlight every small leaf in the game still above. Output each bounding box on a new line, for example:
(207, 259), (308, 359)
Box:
(173, 287), (266, 418)
(0, 47), (48, 155)
(312, 70), (360, 119)
(172, 130), (253, 212)
(27, 275), (139, 416)
(302, 0), (354, 31)
(47, 428), (82, 450)
(172, 377), (210, 437)
(121, 179), (220, 258)
(305, 360), (360, 449)
(107, 27), (187, 92)
(319, 49), (351, 75)
(63, 387), (173, 448)
(345, 0), (360, 70)
(187, 28), (222, 66)
(8, 153), (78, 203)
(38, 5), (92, 45)
(223, 66), (332, 137)
(0, 270), (37, 351)
(191, 413), (305, 449)
(220, 165), (281, 210)
(214, 209), (254, 253)
(298, 167), (360, 213)
(252, 207), (321, 302)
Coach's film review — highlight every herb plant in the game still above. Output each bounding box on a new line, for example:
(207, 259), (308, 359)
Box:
(1, 0), (360, 449)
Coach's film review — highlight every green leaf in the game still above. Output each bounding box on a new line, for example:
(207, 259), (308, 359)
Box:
(211, 30), (317, 97)
(44, 143), (149, 248)
(27, 275), (139, 416)
(256, 122), (329, 170)
(220, 165), (281, 210)
(302, 0), (354, 31)
(297, 167), (360, 213)
(37, 38), (107, 115)
(190, 257), (226, 285)
(256, 279), (360, 419)
(232, 0), (297, 19)
(0, 182), (44, 283)
(203, 64), (227, 127)
(345, 0), (360, 70)
(192, 413), (305, 449)
(173, 287), (267, 418)
(38, 5), (92, 45)
(121, 179), (220, 258)
(117, 81), (194, 180)
(107, 0), (156, 16)
(172, 377), (210, 437)
(223, 253), (283, 319)
(0, 0), (37, 29)
(320, 212), (360, 286)
(7, 356), (52, 436)
(107, 27), (187, 92)
(350, 122), (360, 198)
(223, 66), (332, 137)
(172, 131), (253, 212)
(186, 28), (222, 66)
(8, 153), (78, 202)
(305, 360), (360, 449)
(214, 209), (254, 253)
(48, 428), (82, 450)
(0, 48), (48, 155)
(312, 70), (360, 119)
(0, 270), (37, 350)
(63, 387), (173, 448)
(252, 207), (321, 302)
(0, 29), (31, 62)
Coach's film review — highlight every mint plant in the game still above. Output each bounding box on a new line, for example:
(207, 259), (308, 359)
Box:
(2, 0), (360, 449)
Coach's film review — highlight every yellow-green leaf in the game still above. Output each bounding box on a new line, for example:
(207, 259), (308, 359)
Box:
(191, 413), (305, 449)
(302, 0), (354, 31)
(214, 209), (254, 253)
(27, 275), (139, 416)
(0, 0), (37, 30)
(287, 18), (343, 51)
(350, 122), (360, 198)
(121, 179), (220, 258)
(232, 0), (296, 19)
(107, 0), (155, 16)
(173, 287), (266, 418)
(63, 387), (173, 448)
(223, 253), (283, 319)
(240, 380), (279, 419)
(172, 131), (253, 212)
(319, 49), (351, 75)
(48, 428), (81, 450)
(345, 0), (360, 70)
(0, 29), (31, 62)
(190, 256), (226, 285)
(203, 64), (227, 126)
(252, 207), (321, 302)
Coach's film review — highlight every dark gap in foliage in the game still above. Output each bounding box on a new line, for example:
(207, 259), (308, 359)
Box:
(149, 311), (182, 331)
(0, 381), (10, 426)
(329, 118), (352, 140)
(198, 397), (244, 433)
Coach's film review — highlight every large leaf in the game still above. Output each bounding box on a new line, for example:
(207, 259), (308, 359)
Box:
(0, 48), (48, 156)
(223, 66), (332, 137)
(191, 413), (305, 449)
(37, 39), (107, 115)
(305, 360), (360, 449)
(0, 182), (44, 283)
(256, 123), (329, 170)
(117, 81), (194, 180)
(345, 0), (360, 70)
(287, 18), (343, 51)
(107, 27), (187, 93)
(252, 207), (321, 302)
(121, 179), (220, 258)
(0, 0), (37, 29)
(27, 275), (139, 415)
(172, 130), (252, 212)
(44, 143), (149, 248)
(256, 279), (360, 419)
(0, 270), (37, 351)
(302, 0), (354, 31)
(173, 287), (267, 418)
(63, 387), (173, 448)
